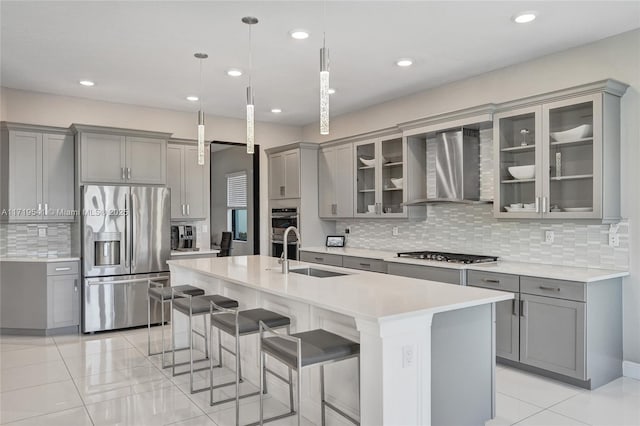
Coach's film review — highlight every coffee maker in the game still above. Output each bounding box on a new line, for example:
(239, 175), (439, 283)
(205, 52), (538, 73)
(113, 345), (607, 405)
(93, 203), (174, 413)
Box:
(171, 225), (197, 251)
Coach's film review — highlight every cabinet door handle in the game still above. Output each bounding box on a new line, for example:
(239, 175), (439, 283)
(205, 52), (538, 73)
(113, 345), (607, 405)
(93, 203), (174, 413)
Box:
(38, 203), (42, 213)
(55, 267), (71, 271)
(512, 299), (517, 316)
(280, 186), (285, 196)
(332, 204), (337, 215)
(74, 279), (78, 292)
(127, 167), (131, 180)
(535, 197), (540, 213)
(539, 285), (560, 292)
(44, 203), (48, 216)
(121, 167), (125, 180)
(520, 300), (525, 317)
(186, 204), (190, 216)
(542, 196), (547, 213)
(482, 278), (500, 284)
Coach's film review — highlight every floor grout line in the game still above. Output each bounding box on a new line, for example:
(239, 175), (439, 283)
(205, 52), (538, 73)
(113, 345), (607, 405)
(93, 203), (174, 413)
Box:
(52, 336), (96, 426)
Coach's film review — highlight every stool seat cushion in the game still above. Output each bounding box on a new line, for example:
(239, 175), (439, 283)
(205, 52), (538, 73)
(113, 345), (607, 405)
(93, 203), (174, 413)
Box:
(262, 329), (359, 368)
(173, 294), (238, 315)
(211, 308), (290, 336)
(149, 285), (205, 301)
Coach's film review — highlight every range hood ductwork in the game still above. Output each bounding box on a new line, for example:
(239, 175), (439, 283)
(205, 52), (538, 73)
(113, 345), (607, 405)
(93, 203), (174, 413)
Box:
(404, 127), (492, 206)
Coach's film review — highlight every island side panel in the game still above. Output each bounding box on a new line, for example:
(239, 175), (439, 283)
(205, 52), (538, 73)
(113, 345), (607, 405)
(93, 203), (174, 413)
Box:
(431, 303), (495, 426)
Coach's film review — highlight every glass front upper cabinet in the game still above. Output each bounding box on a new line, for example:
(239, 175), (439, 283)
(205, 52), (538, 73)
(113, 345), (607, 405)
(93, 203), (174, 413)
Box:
(494, 93), (606, 220)
(354, 136), (406, 217)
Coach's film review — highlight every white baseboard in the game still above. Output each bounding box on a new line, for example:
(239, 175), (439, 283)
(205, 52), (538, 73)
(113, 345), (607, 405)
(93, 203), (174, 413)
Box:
(623, 360), (640, 380)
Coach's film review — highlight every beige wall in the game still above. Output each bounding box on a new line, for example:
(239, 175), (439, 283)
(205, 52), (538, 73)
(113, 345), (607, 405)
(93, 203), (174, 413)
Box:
(303, 29), (640, 366)
(0, 87), (303, 255)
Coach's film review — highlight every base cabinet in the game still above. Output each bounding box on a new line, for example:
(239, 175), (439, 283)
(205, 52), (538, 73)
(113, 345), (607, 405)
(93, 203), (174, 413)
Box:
(47, 274), (80, 329)
(468, 269), (621, 389)
(520, 293), (586, 379)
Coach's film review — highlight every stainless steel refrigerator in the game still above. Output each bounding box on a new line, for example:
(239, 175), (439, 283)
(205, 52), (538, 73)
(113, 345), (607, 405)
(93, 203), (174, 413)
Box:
(81, 185), (171, 333)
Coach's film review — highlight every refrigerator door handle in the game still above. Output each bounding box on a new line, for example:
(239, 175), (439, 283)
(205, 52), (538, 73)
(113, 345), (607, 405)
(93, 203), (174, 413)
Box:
(130, 193), (135, 270)
(124, 195), (129, 268)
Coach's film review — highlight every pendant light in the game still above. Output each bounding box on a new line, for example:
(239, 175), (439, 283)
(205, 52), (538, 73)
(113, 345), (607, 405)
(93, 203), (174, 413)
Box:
(319, 1), (330, 135)
(242, 16), (258, 154)
(194, 52), (208, 165)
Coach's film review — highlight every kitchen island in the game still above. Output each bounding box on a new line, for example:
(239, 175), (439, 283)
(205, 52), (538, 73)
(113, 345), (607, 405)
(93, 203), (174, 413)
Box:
(168, 255), (514, 425)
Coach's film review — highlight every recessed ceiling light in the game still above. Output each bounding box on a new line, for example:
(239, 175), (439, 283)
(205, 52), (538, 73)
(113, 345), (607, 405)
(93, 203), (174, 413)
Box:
(79, 80), (95, 86)
(289, 30), (309, 40)
(227, 69), (243, 77)
(271, 108), (282, 114)
(186, 96), (199, 102)
(513, 12), (536, 23)
(328, 88), (336, 95)
(396, 58), (413, 67)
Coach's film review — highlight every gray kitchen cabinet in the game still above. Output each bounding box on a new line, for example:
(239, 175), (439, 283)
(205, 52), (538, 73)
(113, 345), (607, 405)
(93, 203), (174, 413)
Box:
(299, 251), (343, 267)
(269, 148), (299, 199)
(47, 273), (80, 330)
(386, 262), (464, 285)
(467, 270), (520, 361)
(467, 267), (622, 389)
(318, 143), (354, 218)
(0, 123), (75, 222)
(342, 255), (387, 273)
(0, 260), (80, 335)
(74, 124), (170, 185)
(519, 293), (586, 380)
(493, 80), (627, 222)
(167, 140), (209, 220)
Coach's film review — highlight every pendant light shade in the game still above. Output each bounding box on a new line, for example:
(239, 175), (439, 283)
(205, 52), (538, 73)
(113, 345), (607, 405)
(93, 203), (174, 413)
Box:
(194, 52), (208, 165)
(242, 16), (258, 154)
(246, 86), (255, 154)
(320, 46), (330, 135)
(197, 110), (205, 164)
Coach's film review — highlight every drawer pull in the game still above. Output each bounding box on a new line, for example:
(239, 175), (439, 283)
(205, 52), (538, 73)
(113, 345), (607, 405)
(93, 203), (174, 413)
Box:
(539, 285), (560, 292)
(314, 257), (324, 261)
(482, 278), (500, 284)
(55, 267), (72, 271)
(359, 263), (371, 267)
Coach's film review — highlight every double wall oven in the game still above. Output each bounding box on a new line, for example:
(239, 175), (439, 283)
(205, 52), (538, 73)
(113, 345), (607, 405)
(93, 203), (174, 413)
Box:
(271, 207), (299, 260)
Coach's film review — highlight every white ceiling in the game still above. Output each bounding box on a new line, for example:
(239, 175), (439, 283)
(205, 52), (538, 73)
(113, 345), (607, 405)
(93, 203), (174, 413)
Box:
(1, 1), (639, 127)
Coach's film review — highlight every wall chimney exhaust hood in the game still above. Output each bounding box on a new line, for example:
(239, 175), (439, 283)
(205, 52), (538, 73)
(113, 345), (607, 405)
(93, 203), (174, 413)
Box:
(404, 127), (492, 206)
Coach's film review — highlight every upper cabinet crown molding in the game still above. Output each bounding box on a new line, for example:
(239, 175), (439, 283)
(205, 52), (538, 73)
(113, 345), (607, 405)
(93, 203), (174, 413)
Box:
(495, 79), (629, 113)
(398, 104), (496, 137)
(71, 124), (172, 140)
(265, 141), (319, 155)
(1, 121), (72, 135)
(319, 126), (401, 148)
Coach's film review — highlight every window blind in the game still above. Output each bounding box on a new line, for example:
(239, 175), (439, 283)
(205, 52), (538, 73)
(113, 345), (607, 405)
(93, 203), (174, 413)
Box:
(227, 172), (247, 208)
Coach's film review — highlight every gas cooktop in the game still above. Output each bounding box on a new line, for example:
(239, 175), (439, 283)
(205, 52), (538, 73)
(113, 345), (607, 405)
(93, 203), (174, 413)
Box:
(396, 251), (498, 264)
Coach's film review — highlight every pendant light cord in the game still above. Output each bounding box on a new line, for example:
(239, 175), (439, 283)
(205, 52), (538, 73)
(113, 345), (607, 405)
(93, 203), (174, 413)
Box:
(323, 0), (327, 48)
(248, 23), (253, 87)
(199, 57), (203, 111)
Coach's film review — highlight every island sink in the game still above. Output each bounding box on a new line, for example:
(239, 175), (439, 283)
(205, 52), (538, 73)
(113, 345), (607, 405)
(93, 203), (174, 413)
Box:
(289, 267), (348, 278)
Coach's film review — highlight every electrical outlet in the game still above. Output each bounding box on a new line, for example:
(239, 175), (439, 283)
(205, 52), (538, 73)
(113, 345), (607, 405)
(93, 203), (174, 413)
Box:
(544, 230), (554, 243)
(402, 345), (415, 368)
(392, 226), (399, 236)
(344, 227), (351, 234)
(609, 233), (620, 247)
(38, 228), (47, 237)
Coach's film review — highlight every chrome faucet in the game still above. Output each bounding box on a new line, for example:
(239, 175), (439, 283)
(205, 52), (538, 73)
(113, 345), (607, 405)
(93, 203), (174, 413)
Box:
(279, 226), (301, 274)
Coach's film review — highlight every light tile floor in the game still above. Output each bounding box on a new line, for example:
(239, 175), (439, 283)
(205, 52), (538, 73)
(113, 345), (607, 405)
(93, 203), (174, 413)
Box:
(1, 328), (638, 425)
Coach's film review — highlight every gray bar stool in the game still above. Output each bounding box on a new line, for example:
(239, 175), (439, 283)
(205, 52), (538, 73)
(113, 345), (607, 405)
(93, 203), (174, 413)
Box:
(147, 281), (205, 368)
(208, 301), (295, 426)
(171, 290), (238, 393)
(259, 324), (361, 426)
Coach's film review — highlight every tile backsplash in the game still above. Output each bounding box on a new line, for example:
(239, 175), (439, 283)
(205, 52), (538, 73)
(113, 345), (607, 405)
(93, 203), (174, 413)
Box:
(339, 204), (629, 270)
(0, 223), (72, 258)
(340, 129), (629, 271)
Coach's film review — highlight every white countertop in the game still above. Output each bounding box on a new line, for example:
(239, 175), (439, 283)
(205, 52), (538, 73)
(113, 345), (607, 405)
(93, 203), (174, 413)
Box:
(170, 249), (220, 257)
(299, 246), (628, 282)
(168, 255), (513, 322)
(0, 257), (80, 263)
